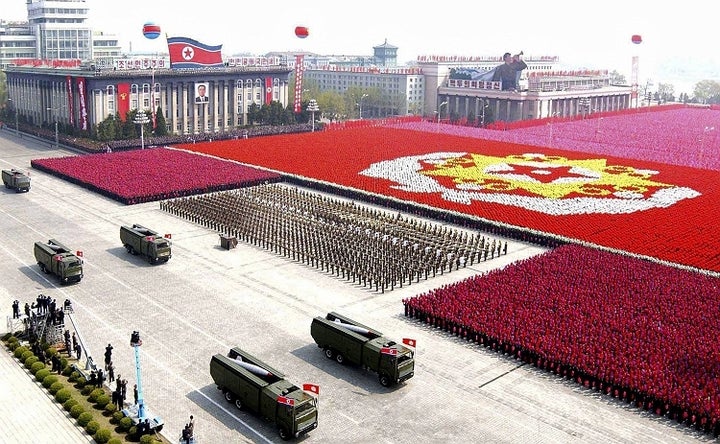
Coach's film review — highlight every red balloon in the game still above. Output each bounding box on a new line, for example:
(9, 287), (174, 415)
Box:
(631, 34), (642, 44)
(295, 26), (309, 39)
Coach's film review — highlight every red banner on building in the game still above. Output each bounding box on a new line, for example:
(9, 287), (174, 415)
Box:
(117, 83), (130, 122)
(76, 77), (88, 131)
(293, 55), (305, 113)
(265, 77), (273, 104)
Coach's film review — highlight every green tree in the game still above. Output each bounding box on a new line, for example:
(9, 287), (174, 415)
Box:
(153, 107), (168, 136)
(317, 90), (345, 122)
(693, 80), (720, 104)
(246, 103), (261, 125)
(344, 86), (369, 119)
(0, 71), (7, 109)
(608, 70), (627, 85)
(656, 83), (675, 103)
(122, 111), (139, 139)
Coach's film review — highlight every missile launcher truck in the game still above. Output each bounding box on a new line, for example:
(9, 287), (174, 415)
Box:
(210, 347), (318, 441)
(2, 168), (31, 192)
(120, 224), (172, 264)
(33, 239), (83, 284)
(310, 312), (415, 387)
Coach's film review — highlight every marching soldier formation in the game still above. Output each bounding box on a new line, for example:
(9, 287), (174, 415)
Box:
(161, 184), (508, 293)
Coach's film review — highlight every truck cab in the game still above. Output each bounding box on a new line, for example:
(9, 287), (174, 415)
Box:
(210, 349), (318, 440)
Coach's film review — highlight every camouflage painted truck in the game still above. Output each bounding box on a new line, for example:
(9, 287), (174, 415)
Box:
(33, 239), (83, 284)
(2, 168), (31, 192)
(210, 347), (318, 441)
(120, 224), (172, 264)
(310, 312), (415, 387)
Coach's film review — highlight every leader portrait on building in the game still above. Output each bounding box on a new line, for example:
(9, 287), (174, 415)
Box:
(195, 83), (209, 103)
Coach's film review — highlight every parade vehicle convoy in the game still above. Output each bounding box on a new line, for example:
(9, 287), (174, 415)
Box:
(33, 239), (83, 284)
(210, 347), (318, 441)
(120, 224), (172, 264)
(2, 168), (31, 192)
(310, 312), (415, 387)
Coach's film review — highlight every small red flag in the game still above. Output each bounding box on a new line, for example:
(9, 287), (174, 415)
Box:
(303, 383), (320, 395)
(381, 347), (398, 356)
(277, 396), (295, 407)
(402, 338), (416, 348)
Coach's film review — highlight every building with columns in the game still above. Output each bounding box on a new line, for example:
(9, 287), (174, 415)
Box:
(438, 73), (632, 124)
(4, 62), (292, 135)
(419, 55), (632, 123)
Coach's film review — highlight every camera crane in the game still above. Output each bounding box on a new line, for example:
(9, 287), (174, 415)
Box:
(122, 331), (164, 433)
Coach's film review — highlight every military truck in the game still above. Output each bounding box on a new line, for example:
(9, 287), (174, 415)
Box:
(2, 168), (31, 192)
(120, 224), (172, 264)
(210, 347), (318, 441)
(310, 312), (415, 387)
(33, 239), (83, 284)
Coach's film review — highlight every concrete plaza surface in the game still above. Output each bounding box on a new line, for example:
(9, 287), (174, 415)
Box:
(0, 131), (711, 443)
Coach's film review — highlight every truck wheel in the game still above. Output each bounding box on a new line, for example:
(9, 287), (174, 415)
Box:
(379, 374), (391, 387)
(234, 398), (243, 410)
(324, 348), (334, 359)
(335, 353), (345, 365)
(39, 263), (47, 273)
(224, 390), (234, 403)
(278, 427), (291, 441)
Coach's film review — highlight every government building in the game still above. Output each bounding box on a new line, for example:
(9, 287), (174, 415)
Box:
(2, 0), (633, 137)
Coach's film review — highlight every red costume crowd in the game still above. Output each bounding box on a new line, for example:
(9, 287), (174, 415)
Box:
(403, 244), (720, 435)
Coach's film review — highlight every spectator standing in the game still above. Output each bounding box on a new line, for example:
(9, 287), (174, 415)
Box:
(104, 343), (113, 370)
(107, 361), (115, 383)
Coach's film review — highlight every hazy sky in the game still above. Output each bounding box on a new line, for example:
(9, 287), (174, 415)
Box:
(4, 0), (718, 94)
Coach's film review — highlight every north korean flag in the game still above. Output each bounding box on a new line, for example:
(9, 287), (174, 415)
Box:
(277, 395), (295, 407)
(302, 383), (320, 395)
(402, 338), (416, 348)
(167, 36), (224, 69)
(380, 347), (398, 356)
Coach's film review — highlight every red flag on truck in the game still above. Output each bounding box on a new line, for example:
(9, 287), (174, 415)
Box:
(277, 396), (295, 407)
(303, 383), (320, 395)
(402, 338), (416, 348)
(380, 347), (398, 356)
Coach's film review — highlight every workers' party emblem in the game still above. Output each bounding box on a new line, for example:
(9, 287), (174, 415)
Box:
(360, 152), (700, 215)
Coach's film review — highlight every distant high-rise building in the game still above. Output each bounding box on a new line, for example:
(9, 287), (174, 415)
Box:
(27, 0), (92, 60)
(0, 0), (121, 68)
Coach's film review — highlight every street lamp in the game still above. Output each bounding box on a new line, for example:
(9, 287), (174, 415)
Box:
(46, 107), (59, 149)
(476, 98), (489, 127)
(134, 112), (151, 149)
(7, 98), (19, 136)
(358, 94), (368, 119)
(307, 99), (320, 132)
(437, 101), (448, 128)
